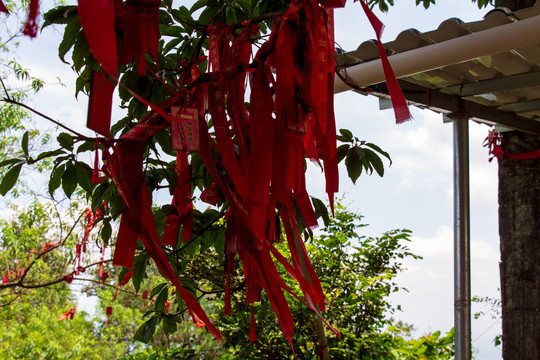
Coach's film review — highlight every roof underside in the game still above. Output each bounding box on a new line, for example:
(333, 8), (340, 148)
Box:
(336, 2), (540, 134)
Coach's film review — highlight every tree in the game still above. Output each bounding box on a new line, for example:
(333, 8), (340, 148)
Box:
(0, 201), (147, 359)
(1, 0), (396, 353)
(1, 197), (455, 359)
(4, 0), (532, 358)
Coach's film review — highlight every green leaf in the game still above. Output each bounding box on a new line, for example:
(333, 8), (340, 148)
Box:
(91, 182), (109, 211)
(364, 148), (385, 177)
(132, 254), (148, 293)
(365, 142), (392, 165)
(134, 316), (159, 343)
(0, 158), (23, 168)
(21, 131), (29, 156)
(183, 238), (199, 257)
(337, 144), (349, 163)
(57, 133), (73, 151)
(49, 164), (65, 197)
(338, 128), (353, 142)
(101, 220), (112, 245)
(75, 162), (94, 193)
(58, 17), (82, 64)
(155, 286), (169, 313)
(345, 149), (362, 184)
(42, 5), (78, 28)
(73, 44), (91, 88)
(77, 141), (96, 153)
(163, 37), (183, 55)
(150, 283), (169, 299)
(62, 163), (78, 198)
(161, 204), (178, 216)
(311, 197), (330, 227)
(154, 128), (173, 156)
(190, 0), (208, 13)
(0, 164), (23, 196)
(162, 317), (177, 335)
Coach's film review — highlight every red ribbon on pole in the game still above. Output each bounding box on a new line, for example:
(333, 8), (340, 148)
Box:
(484, 130), (540, 161)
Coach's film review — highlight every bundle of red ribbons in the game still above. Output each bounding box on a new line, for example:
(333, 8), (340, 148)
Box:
(7, 0), (411, 344)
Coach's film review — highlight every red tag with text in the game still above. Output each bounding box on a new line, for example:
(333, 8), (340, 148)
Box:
(87, 71), (115, 136)
(171, 106), (199, 151)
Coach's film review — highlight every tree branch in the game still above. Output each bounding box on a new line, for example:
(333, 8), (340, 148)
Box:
(1, 97), (92, 140)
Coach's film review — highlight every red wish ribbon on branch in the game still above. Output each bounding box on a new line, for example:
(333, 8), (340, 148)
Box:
(356, 0), (412, 123)
(0, 1), (8, 14)
(5, 0), (395, 344)
(21, 0), (39, 37)
(78, 0), (118, 75)
(57, 307), (76, 321)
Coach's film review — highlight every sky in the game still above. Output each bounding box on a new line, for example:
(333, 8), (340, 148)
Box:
(6, 0), (502, 358)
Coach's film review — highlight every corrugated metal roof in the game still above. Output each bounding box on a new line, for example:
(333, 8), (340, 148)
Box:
(336, 2), (540, 134)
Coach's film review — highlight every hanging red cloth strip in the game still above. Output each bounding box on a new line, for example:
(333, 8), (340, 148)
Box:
(162, 150), (193, 246)
(21, 0), (39, 37)
(324, 8), (339, 212)
(78, 0), (118, 75)
(99, 105), (221, 340)
(357, 0), (412, 124)
(0, 1), (8, 14)
(92, 139), (104, 184)
(120, 0), (161, 75)
(320, 0), (346, 8)
(87, 71), (116, 137)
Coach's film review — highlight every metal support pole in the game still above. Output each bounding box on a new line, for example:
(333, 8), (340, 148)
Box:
(452, 114), (471, 360)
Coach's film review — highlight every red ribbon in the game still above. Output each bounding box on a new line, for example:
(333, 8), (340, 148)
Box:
(22, 0), (39, 37)
(57, 307), (76, 321)
(0, 1), (8, 14)
(71, 0), (352, 344)
(121, 0), (161, 75)
(78, 0), (118, 75)
(100, 109), (222, 341)
(87, 71), (115, 137)
(357, 0), (412, 124)
(484, 130), (540, 161)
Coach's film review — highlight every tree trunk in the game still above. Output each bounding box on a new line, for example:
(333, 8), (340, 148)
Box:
(498, 132), (540, 360)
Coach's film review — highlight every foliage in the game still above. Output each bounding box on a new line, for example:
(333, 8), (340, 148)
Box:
(473, 293), (502, 347)
(0, 0), (401, 350)
(116, 204), (454, 359)
(0, 0), (484, 357)
(0, 200), (140, 359)
(213, 204), (426, 359)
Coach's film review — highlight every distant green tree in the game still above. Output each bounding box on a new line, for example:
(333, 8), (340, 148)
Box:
(117, 203), (454, 360)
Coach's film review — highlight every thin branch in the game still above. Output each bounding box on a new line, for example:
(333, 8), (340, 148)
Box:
(1, 97), (92, 140)
(18, 209), (87, 285)
(0, 76), (12, 101)
(71, 277), (139, 297)
(234, 9), (287, 28)
(0, 292), (22, 308)
(172, 209), (226, 254)
(26, 148), (64, 165)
